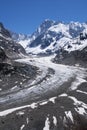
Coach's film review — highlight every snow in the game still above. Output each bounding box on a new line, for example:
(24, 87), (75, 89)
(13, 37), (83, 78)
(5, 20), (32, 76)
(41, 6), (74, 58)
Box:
(26, 117), (29, 124)
(15, 81), (18, 84)
(0, 33), (11, 41)
(30, 103), (38, 109)
(49, 97), (56, 103)
(19, 39), (30, 48)
(68, 96), (87, 109)
(20, 124), (25, 130)
(70, 77), (86, 91)
(20, 82), (23, 85)
(75, 107), (87, 115)
(0, 88), (2, 91)
(65, 111), (73, 122)
(0, 102), (38, 117)
(48, 23), (71, 38)
(65, 39), (87, 52)
(53, 116), (57, 126)
(17, 21), (87, 55)
(15, 55), (78, 97)
(59, 93), (68, 97)
(43, 117), (50, 130)
(76, 90), (87, 95)
(26, 44), (46, 54)
(0, 55), (87, 117)
(40, 101), (48, 106)
(11, 85), (18, 90)
(0, 96), (57, 116)
(16, 111), (24, 115)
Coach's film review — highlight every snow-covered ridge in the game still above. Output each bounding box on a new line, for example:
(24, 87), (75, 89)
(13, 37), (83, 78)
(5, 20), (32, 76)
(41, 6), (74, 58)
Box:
(13, 20), (87, 55)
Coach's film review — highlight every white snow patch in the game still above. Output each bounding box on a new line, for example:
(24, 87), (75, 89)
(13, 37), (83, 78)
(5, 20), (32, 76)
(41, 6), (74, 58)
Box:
(20, 82), (23, 85)
(0, 102), (38, 117)
(48, 23), (71, 38)
(0, 88), (2, 91)
(49, 97), (57, 103)
(20, 124), (25, 130)
(70, 77), (86, 90)
(53, 116), (57, 126)
(43, 117), (50, 130)
(69, 96), (87, 109)
(40, 101), (48, 106)
(65, 111), (73, 122)
(30, 103), (38, 109)
(59, 93), (68, 97)
(75, 107), (87, 115)
(26, 117), (29, 124)
(19, 39), (30, 48)
(16, 111), (24, 116)
(76, 90), (87, 95)
(15, 81), (18, 84)
(11, 85), (18, 90)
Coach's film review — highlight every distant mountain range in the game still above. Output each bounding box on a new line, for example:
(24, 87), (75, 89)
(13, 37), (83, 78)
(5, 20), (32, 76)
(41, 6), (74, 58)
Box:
(11, 19), (87, 55)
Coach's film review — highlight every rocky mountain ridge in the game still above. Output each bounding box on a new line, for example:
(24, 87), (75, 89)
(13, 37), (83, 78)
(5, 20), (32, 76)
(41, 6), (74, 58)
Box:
(12, 20), (87, 55)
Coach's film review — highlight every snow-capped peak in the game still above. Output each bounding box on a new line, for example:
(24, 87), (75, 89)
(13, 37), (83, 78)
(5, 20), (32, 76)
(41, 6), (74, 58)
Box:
(11, 20), (87, 55)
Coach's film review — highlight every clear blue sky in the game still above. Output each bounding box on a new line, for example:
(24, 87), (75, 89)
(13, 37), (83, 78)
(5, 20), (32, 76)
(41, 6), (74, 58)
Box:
(0, 0), (87, 34)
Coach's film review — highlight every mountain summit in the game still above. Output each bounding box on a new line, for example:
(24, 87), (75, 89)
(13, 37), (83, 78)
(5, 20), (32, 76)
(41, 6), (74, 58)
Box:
(14, 20), (87, 55)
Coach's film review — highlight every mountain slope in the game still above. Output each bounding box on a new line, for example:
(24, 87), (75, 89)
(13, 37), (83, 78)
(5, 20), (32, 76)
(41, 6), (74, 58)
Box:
(17, 20), (87, 55)
(0, 21), (87, 130)
(0, 23), (38, 92)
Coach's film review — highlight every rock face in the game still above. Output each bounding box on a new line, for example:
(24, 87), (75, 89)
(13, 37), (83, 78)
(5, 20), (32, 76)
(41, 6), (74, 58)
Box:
(0, 23), (38, 92)
(0, 23), (26, 61)
(0, 22), (11, 38)
(53, 46), (87, 67)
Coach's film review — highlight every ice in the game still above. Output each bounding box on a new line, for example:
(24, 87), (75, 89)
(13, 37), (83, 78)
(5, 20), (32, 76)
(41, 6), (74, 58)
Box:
(0, 55), (87, 117)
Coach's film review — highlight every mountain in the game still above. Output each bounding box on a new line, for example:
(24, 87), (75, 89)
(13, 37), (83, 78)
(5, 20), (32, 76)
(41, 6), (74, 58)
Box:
(0, 21), (87, 130)
(17, 20), (87, 55)
(0, 22), (38, 95)
(0, 22), (27, 61)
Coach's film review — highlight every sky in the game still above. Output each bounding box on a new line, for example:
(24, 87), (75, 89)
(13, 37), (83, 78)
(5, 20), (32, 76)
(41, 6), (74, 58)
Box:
(0, 0), (87, 34)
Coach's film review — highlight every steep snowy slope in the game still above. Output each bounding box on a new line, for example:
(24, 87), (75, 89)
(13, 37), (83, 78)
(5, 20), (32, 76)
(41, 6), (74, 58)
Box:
(17, 20), (87, 55)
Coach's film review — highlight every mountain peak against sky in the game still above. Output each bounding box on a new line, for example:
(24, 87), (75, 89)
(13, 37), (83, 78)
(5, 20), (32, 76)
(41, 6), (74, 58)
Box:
(32, 19), (55, 35)
(12, 19), (87, 54)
